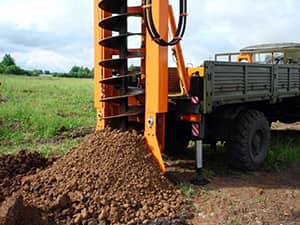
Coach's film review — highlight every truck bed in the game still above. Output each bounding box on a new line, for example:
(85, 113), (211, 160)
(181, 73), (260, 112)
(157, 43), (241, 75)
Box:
(203, 61), (300, 113)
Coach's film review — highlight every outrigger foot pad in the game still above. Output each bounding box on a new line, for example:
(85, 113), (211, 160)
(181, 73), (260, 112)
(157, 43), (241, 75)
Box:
(191, 169), (209, 186)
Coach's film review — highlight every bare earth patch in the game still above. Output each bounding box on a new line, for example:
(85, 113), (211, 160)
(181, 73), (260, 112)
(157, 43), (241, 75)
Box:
(192, 165), (299, 225)
(166, 159), (299, 225)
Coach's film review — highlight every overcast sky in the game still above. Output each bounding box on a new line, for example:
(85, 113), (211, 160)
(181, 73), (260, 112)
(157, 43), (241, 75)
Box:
(0, 0), (299, 72)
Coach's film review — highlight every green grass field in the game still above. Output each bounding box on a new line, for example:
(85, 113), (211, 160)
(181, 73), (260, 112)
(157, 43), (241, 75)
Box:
(0, 74), (299, 169)
(0, 74), (95, 155)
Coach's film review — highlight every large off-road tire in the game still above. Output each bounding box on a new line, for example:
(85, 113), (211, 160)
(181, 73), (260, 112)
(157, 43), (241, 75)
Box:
(226, 110), (271, 170)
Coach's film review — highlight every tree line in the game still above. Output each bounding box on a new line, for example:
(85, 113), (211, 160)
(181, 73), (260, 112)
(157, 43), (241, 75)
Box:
(0, 54), (94, 78)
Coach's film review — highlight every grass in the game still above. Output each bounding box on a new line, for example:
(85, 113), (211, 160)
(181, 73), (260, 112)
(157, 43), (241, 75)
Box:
(231, 219), (241, 225)
(0, 74), (95, 155)
(0, 74), (299, 169)
(266, 130), (300, 171)
(178, 183), (196, 198)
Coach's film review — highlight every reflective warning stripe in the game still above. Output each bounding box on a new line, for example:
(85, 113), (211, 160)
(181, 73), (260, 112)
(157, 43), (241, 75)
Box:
(192, 123), (200, 137)
(191, 96), (199, 104)
(191, 96), (200, 137)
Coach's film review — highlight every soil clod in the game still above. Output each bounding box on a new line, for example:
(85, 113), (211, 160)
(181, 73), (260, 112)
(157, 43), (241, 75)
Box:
(0, 150), (51, 203)
(0, 192), (53, 225)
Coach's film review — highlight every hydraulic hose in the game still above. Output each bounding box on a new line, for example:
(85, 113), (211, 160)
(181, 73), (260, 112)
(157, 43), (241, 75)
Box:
(143, 0), (187, 46)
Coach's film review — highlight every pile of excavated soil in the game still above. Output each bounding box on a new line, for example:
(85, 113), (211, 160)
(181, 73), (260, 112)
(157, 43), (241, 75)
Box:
(22, 129), (187, 225)
(0, 150), (50, 203)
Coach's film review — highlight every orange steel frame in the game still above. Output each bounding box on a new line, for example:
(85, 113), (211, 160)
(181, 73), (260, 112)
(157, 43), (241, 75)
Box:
(94, 0), (188, 173)
(94, 2), (110, 130)
(168, 5), (189, 95)
(143, 0), (169, 173)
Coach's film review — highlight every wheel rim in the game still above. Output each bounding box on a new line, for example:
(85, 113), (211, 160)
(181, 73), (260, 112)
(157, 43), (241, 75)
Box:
(251, 129), (264, 158)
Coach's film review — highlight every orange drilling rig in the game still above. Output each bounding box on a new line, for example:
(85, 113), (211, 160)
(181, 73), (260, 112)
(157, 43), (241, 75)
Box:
(94, 0), (300, 184)
(94, 0), (196, 178)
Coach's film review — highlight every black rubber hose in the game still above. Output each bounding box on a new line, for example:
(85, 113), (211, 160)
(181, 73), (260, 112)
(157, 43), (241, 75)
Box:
(143, 0), (187, 46)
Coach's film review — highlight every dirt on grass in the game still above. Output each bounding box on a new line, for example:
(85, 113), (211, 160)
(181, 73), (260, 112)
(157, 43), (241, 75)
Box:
(36, 127), (94, 145)
(0, 96), (7, 104)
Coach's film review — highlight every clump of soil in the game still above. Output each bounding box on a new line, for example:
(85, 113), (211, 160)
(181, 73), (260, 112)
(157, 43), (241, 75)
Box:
(0, 193), (53, 225)
(0, 150), (51, 203)
(22, 129), (186, 225)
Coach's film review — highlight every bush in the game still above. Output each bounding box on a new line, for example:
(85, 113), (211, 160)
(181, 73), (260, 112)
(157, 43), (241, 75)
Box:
(0, 64), (5, 73)
(31, 70), (43, 76)
(0, 54), (40, 76)
(4, 65), (23, 75)
(52, 66), (92, 78)
(68, 66), (93, 78)
(1, 54), (16, 67)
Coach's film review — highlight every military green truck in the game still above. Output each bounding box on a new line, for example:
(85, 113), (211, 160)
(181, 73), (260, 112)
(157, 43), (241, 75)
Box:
(169, 43), (300, 171)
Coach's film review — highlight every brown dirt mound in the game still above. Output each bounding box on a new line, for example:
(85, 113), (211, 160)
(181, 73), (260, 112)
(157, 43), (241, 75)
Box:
(0, 150), (50, 203)
(22, 129), (187, 225)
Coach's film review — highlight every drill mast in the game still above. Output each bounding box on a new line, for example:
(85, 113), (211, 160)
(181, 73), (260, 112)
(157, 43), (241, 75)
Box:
(94, 0), (187, 172)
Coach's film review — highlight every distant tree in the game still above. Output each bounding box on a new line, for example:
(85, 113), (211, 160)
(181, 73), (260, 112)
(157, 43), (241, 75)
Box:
(1, 54), (16, 67)
(90, 68), (94, 78)
(68, 66), (92, 78)
(69, 66), (80, 74)
(0, 54), (42, 76)
(31, 69), (43, 76)
(128, 64), (135, 71)
(44, 70), (51, 75)
(0, 64), (5, 73)
(4, 65), (23, 75)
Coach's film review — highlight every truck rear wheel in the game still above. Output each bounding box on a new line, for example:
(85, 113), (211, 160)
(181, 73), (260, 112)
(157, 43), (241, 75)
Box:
(227, 110), (271, 170)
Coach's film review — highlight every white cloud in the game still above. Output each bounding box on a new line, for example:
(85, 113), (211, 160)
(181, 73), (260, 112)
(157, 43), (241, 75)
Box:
(182, 0), (300, 66)
(0, 0), (299, 71)
(0, 0), (93, 72)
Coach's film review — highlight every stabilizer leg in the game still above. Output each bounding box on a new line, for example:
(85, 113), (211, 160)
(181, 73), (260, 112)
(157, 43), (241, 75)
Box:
(192, 140), (209, 186)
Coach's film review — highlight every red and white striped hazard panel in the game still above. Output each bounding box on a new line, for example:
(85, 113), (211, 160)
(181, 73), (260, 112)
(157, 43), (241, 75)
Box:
(191, 96), (199, 104)
(192, 123), (200, 137)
